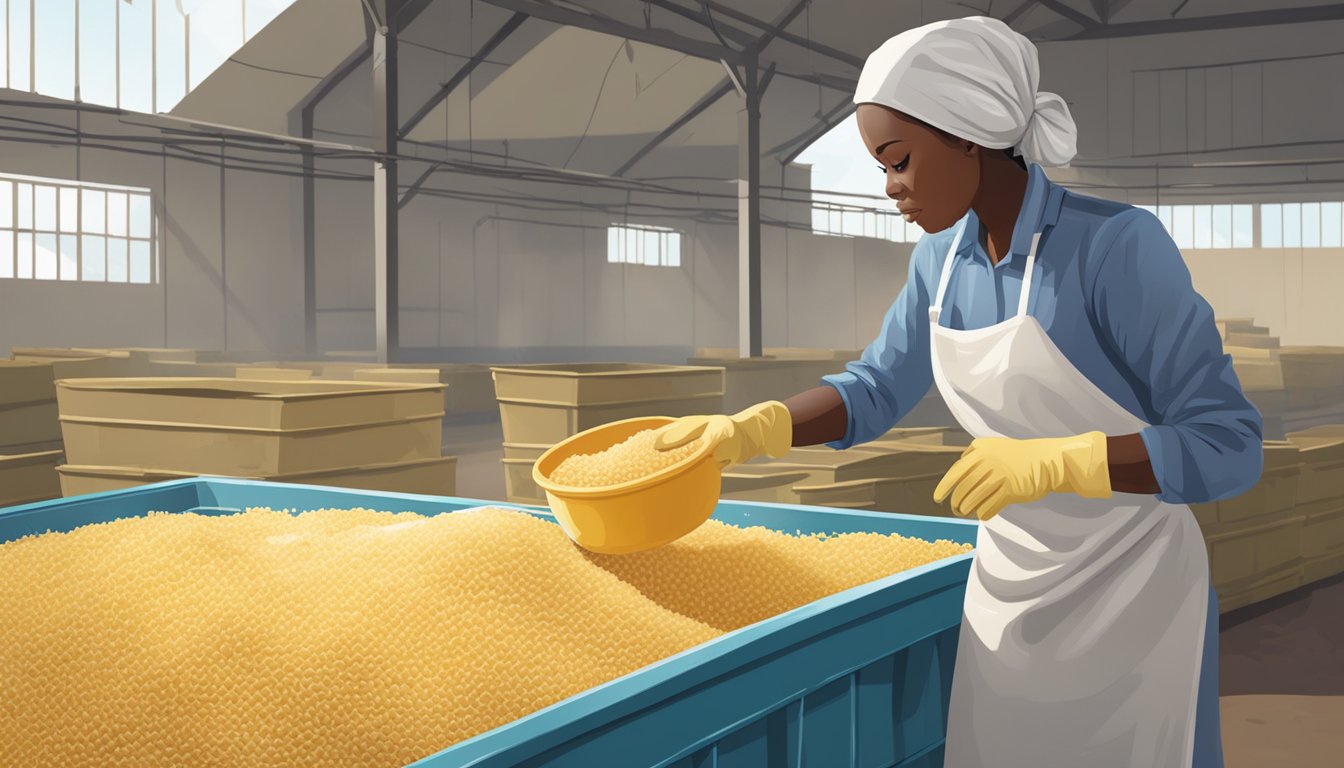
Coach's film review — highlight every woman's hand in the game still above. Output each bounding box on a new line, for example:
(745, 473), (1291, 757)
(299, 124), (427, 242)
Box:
(653, 401), (793, 469)
(933, 432), (1112, 520)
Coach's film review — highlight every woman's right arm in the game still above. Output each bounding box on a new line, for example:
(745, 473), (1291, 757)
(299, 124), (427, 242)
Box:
(784, 386), (848, 446)
(788, 239), (939, 449)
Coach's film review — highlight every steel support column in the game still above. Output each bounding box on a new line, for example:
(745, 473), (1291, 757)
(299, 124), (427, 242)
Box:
(737, 51), (762, 359)
(372, 1), (400, 363)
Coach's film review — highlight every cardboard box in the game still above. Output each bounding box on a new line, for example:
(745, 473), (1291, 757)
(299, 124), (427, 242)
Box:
(56, 378), (444, 475)
(57, 456), (457, 498)
(0, 450), (63, 507)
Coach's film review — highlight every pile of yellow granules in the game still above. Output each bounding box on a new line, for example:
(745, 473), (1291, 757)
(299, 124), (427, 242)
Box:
(0, 506), (970, 767)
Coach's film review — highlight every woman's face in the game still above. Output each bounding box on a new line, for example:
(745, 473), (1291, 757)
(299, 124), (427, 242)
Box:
(856, 103), (981, 233)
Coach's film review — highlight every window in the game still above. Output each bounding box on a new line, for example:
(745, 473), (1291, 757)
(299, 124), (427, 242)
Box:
(607, 224), (682, 267)
(0, 172), (157, 284)
(810, 202), (921, 243)
(3, 0), (297, 112)
(1139, 203), (1256, 250)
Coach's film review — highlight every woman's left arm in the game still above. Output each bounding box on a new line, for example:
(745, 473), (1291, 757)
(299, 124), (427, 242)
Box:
(1089, 210), (1264, 504)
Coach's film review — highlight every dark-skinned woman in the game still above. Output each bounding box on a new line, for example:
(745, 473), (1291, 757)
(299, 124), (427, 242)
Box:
(654, 15), (1259, 768)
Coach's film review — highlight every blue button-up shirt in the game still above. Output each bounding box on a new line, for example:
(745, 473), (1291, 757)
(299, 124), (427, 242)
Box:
(822, 164), (1264, 505)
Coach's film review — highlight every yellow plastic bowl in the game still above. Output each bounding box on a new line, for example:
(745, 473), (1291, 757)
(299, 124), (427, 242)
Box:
(533, 417), (721, 555)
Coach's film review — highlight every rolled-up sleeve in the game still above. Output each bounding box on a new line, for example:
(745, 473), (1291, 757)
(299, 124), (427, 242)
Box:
(1089, 210), (1264, 504)
(821, 240), (937, 450)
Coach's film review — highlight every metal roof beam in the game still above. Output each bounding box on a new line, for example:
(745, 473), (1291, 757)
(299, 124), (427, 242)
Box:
(1065, 4), (1344, 40)
(613, 63), (775, 178)
(1038, 0), (1099, 29)
(398, 12), (528, 139)
(478, 0), (740, 63)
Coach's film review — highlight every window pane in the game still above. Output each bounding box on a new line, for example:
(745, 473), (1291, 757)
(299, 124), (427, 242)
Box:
(1172, 205), (1194, 250)
(1261, 204), (1282, 248)
(34, 185), (56, 231)
(1157, 205), (1173, 234)
(669, 232), (681, 267)
(78, 0), (118, 107)
(107, 237), (128, 282)
(34, 0), (75, 100)
(59, 187), (77, 231)
(129, 194), (151, 238)
(16, 231), (32, 279)
(17, 183), (32, 229)
(82, 189), (106, 233)
(16, 232), (32, 278)
(59, 234), (78, 280)
(1194, 205), (1212, 249)
(129, 240), (151, 283)
(1302, 203), (1321, 248)
(0, 0), (8, 89)
(1212, 205), (1232, 248)
(0, 234), (12, 279)
(107, 192), (128, 236)
(35, 233), (58, 279)
(0, 181), (11, 228)
(120, 0), (153, 112)
(10, 0), (31, 91)
(1323, 203), (1342, 248)
(155, 0), (187, 110)
(82, 235), (106, 281)
(1283, 203), (1301, 248)
(1233, 205), (1254, 248)
(188, 1), (243, 90)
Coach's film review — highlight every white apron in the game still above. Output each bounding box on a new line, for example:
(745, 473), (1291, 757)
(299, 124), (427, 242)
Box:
(934, 223), (1209, 768)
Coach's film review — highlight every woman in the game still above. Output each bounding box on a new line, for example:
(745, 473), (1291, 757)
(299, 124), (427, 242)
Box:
(654, 16), (1261, 768)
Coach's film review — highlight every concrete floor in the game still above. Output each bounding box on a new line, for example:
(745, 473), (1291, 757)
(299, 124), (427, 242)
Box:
(447, 419), (1344, 764)
(1219, 574), (1344, 767)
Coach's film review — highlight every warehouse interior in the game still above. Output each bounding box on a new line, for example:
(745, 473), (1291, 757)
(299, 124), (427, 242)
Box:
(1, 1), (1342, 766)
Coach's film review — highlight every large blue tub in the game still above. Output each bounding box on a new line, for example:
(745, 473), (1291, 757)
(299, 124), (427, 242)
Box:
(0, 479), (977, 767)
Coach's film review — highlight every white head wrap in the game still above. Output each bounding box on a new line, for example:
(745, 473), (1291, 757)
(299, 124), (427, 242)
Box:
(853, 16), (1077, 167)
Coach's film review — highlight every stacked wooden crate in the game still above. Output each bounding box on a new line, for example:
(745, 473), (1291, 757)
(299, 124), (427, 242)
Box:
(684, 354), (852, 414)
(1218, 318), (1286, 437)
(1278, 347), (1344, 433)
(1285, 426), (1344, 585)
(1190, 442), (1306, 612)
(53, 378), (456, 498)
(355, 365), (498, 419)
(491, 363), (725, 504)
(721, 427), (969, 513)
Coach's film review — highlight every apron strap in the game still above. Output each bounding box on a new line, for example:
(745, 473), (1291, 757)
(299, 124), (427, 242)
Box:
(931, 220), (967, 324)
(1016, 232), (1042, 318)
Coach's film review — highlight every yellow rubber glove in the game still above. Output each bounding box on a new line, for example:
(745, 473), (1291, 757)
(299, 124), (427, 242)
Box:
(652, 401), (794, 469)
(932, 432), (1111, 521)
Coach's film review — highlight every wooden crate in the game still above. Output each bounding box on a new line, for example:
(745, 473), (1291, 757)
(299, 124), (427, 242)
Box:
(492, 363), (724, 446)
(0, 450), (63, 507)
(56, 378), (444, 475)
